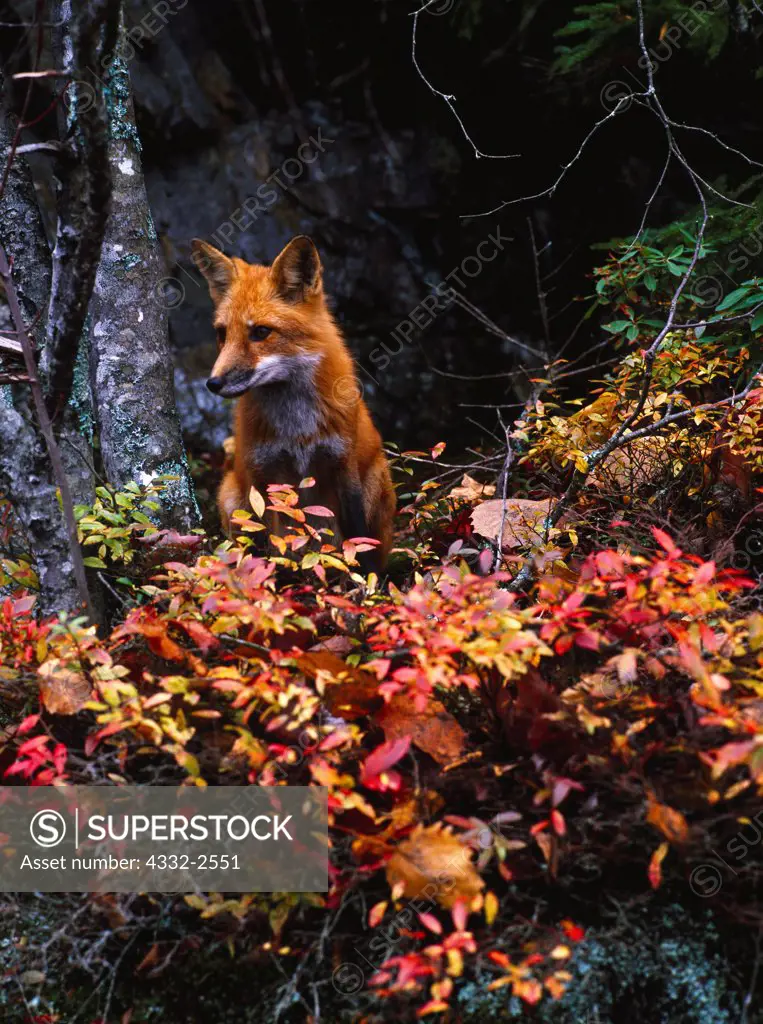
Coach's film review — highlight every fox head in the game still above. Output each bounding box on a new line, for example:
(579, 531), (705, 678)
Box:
(191, 235), (332, 399)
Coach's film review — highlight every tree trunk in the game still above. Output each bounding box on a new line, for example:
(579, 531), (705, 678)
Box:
(88, 31), (199, 530)
(0, 408), (84, 613)
(0, 66), (84, 614)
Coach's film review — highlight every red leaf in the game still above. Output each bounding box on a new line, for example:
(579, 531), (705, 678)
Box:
(418, 911), (443, 934)
(551, 809), (566, 837)
(561, 919), (585, 942)
(648, 842), (669, 889)
(17, 714), (41, 735)
(360, 736), (411, 791)
(652, 527), (678, 555)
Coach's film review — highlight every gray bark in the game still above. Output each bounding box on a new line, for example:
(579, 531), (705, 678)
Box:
(88, 33), (198, 530)
(0, 66), (84, 614)
(0, 110), (50, 339)
(0, 407), (80, 612)
(43, 0), (117, 423)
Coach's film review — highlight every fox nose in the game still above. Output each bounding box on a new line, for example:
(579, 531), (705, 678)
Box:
(206, 376), (223, 394)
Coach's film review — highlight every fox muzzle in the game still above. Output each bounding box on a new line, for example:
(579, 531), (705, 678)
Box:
(206, 371), (255, 398)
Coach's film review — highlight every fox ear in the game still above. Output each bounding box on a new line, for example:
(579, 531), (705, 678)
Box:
(271, 236), (322, 303)
(191, 239), (235, 304)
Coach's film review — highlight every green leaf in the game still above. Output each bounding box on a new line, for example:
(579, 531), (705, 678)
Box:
(751, 309), (763, 333)
(716, 285), (754, 312)
(602, 319), (632, 333)
(83, 557), (107, 569)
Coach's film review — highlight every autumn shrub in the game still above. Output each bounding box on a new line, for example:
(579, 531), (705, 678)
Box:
(1, 438), (762, 1020)
(3, 227), (763, 1021)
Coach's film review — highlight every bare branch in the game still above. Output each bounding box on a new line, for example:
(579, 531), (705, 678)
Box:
(411, 0), (519, 161)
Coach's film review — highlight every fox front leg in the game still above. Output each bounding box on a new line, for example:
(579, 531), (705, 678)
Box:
(337, 479), (380, 576)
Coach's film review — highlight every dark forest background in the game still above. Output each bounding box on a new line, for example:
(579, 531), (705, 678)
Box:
(6, 0), (760, 455)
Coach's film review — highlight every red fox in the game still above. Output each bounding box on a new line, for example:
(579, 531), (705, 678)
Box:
(191, 235), (396, 571)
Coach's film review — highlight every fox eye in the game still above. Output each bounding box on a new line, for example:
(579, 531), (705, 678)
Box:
(216, 326), (226, 347)
(249, 325), (271, 342)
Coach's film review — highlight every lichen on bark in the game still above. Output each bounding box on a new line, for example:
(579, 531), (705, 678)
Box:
(87, 20), (198, 532)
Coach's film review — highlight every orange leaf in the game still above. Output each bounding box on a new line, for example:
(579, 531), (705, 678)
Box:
(377, 695), (466, 766)
(646, 797), (690, 845)
(649, 841), (669, 889)
(471, 498), (560, 551)
(369, 901), (388, 928)
(385, 824), (484, 910)
(38, 660), (91, 715)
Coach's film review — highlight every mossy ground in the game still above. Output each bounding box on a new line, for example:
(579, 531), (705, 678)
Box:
(1, 895), (758, 1023)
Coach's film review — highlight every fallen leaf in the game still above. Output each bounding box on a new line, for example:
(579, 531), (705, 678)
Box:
(295, 651), (382, 720)
(377, 695), (466, 766)
(38, 659), (91, 715)
(385, 823), (484, 909)
(20, 971), (46, 986)
(450, 474), (496, 502)
(471, 498), (568, 551)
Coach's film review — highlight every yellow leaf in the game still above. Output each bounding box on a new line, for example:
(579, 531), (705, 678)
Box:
(484, 890), (499, 925)
(269, 534), (287, 555)
(369, 900), (388, 928)
(249, 486), (266, 518)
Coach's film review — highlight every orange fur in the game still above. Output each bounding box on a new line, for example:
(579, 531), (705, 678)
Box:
(191, 235), (395, 570)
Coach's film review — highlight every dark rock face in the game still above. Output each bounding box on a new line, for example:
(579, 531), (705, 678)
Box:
(144, 109), (441, 442)
(122, 0), (463, 450)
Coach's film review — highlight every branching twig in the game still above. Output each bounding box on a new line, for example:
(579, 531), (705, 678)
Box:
(501, 0), (763, 593)
(411, 0), (519, 161)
